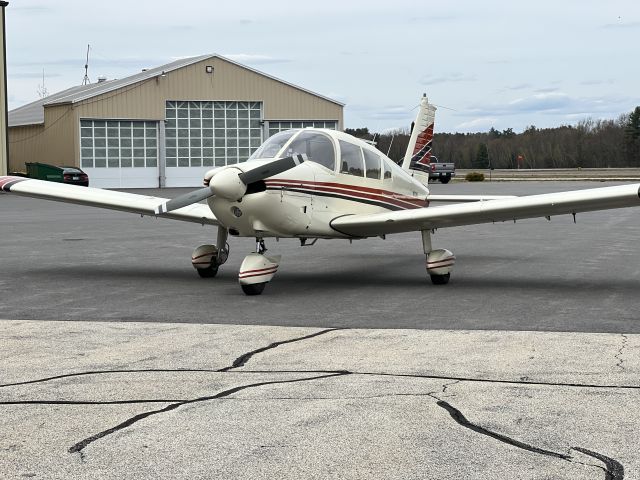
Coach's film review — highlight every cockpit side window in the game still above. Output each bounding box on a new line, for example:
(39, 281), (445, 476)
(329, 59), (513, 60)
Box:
(284, 131), (336, 171)
(382, 158), (392, 180)
(363, 149), (382, 180)
(248, 130), (298, 160)
(339, 140), (364, 177)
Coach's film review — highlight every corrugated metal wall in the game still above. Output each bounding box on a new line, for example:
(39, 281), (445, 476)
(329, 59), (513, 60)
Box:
(8, 105), (75, 171)
(9, 56), (343, 170)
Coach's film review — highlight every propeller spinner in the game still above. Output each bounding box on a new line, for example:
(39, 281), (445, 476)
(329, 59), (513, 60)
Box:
(154, 154), (306, 215)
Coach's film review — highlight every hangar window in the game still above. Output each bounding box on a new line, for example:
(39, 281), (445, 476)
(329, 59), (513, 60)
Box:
(165, 100), (263, 167)
(285, 131), (335, 171)
(267, 120), (338, 137)
(339, 140), (364, 177)
(80, 119), (157, 169)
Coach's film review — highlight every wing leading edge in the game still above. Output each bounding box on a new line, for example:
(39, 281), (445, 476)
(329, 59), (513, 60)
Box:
(331, 183), (640, 237)
(0, 176), (218, 226)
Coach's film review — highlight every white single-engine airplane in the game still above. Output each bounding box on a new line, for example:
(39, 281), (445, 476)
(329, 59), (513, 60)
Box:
(2, 94), (640, 295)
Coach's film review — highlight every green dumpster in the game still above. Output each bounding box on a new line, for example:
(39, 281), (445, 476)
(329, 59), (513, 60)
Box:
(25, 163), (64, 183)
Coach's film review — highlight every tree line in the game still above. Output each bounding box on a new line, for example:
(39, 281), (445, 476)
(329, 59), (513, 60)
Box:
(346, 106), (640, 169)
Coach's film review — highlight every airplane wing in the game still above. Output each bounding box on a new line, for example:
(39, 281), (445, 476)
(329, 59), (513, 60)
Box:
(331, 183), (640, 237)
(0, 176), (218, 226)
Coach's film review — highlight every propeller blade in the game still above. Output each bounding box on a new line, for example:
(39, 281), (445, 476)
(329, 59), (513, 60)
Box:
(154, 186), (213, 215)
(155, 154), (307, 215)
(238, 154), (307, 185)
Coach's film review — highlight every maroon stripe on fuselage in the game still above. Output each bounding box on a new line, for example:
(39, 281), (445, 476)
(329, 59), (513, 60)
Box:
(264, 179), (428, 210)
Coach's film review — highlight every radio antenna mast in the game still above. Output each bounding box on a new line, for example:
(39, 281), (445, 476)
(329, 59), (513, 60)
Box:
(82, 44), (91, 85)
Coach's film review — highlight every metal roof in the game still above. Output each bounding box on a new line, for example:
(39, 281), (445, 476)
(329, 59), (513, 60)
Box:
(9, 54), (343, 127)
(8, 84), (95, 127)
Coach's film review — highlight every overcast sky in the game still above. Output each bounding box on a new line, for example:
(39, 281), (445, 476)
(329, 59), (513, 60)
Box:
(5, 0), (640, 133)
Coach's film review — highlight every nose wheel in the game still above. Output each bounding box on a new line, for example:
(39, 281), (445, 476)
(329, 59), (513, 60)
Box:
(238, 238), (281, 295)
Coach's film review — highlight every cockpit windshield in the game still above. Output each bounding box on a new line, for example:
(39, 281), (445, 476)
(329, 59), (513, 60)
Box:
(248, 130), (298, 160)
(282, 131), (336, 171)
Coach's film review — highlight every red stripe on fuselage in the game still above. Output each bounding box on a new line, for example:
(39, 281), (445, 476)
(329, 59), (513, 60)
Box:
(264, 179), (427, 210)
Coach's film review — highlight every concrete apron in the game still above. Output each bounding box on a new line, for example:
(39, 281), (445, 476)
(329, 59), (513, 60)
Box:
(1, 320), (637, 480)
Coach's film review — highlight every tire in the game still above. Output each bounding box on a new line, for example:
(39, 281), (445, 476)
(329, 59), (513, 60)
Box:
(241, 282), (266, 295)
(196, 265), (219, 278)
(440, 176), (451, 184)
(430, 273), (450, 285)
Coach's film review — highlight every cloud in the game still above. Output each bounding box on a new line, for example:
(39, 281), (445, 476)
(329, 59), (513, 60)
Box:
(223, 54), (291, 65)
(601, 21), (640, 29)
(420, 72), (477, 86)
(508, 92), (572, 113)
(464, 92), (639, 122)
(454, 117), (497, 132)
(504, 83), (532, 91)
(580, 79), (615, 86)
(533, 87), (560, 94)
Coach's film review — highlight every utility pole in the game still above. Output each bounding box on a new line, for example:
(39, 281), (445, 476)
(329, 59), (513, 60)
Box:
(0, 1), (9, 176)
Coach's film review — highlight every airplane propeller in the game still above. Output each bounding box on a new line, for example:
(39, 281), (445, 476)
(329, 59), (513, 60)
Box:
(154, 154), (306, 215)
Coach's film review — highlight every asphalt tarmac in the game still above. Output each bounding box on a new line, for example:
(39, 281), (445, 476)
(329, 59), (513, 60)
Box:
(2, 181), (640, 333)
(2, 180), (640, 479)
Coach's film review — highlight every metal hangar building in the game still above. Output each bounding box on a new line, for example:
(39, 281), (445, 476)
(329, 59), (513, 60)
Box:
(8, 54), (344, 188)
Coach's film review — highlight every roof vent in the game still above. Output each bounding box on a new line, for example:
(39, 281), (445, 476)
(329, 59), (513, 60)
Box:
(141, 68), (148, 72)
(97, 76), (107, 83)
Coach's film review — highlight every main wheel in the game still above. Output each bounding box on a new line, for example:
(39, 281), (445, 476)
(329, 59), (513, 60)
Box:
(440, 176), (451, 184)
(430, 273), (450, 285)
(241, 282), (266, 295)
(196, 264), (219, 278)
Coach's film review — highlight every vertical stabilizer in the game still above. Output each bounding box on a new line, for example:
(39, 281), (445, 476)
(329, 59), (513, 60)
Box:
(401, 94), (437, 172)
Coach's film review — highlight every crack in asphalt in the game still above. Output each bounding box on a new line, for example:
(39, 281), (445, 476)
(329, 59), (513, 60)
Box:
(217, 328), (341, 372)
(573, 447), (625, 480)
(67, 371), (349, 455)
(435, 398), (624, 479)
(0, 328), (341, 389)
(0, 399), (185, 405)
(614, 334), (628, 371)
(441, 379), (460, 395)
(0, 327), (632, 475)
(436, 399), (571, 460)
(0, 368), (223, 388)
(4, 368), (640, 393)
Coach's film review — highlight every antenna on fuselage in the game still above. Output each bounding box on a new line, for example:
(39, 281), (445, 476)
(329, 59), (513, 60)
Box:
(386, 134), (395, 157)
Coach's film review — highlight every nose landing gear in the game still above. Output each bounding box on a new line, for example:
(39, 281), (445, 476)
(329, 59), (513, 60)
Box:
(238, 238), (281, 295)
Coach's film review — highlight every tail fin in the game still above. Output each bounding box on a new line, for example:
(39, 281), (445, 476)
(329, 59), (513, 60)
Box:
(401, 94), (437, 174)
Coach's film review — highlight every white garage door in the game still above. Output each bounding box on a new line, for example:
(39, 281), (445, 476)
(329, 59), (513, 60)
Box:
(80, 120), (159, 188)
(164, 101), (264, 187)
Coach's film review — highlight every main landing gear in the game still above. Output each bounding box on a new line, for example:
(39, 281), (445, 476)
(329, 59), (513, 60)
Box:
(422, 230), (455, 285)
(191, 227), (229, 278)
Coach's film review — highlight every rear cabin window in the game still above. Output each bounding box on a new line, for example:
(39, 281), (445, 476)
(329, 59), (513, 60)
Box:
(285, 131), (336, 171)
(363, 149), (382, 179)
(339, 140), (364, 177)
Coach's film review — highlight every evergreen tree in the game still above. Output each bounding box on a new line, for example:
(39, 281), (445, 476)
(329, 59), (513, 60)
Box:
(624, 107), (640, 166)
(472, 143), (489, 169)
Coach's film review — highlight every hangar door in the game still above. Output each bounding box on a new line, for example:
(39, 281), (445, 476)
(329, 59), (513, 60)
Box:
(164, 101), (263, 187)
(80, 119), (159, 188)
